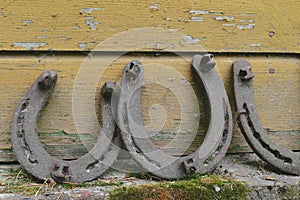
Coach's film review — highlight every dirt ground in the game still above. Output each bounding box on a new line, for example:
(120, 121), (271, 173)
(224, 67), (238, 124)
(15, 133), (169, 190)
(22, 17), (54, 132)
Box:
(0, 153), (299, 200)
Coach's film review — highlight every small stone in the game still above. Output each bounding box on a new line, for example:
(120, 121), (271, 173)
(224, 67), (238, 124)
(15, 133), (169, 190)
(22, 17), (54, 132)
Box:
(214, 185), (221, 192)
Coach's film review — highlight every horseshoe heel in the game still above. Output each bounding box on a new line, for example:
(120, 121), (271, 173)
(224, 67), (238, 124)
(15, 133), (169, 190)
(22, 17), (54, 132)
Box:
(233, 60), (300, 175)
(115, 55), (232, 179)
(11, 70), (121, 183)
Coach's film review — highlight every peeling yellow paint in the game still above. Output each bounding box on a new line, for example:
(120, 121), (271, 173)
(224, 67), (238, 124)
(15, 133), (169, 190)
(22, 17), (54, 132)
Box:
(0, 0), (299, 52)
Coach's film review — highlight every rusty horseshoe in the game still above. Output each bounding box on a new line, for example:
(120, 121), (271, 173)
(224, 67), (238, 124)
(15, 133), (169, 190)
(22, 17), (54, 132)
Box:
(233, 60), (300, 175)
(114, 55), (232, 179)
(11, 70), (121, 183)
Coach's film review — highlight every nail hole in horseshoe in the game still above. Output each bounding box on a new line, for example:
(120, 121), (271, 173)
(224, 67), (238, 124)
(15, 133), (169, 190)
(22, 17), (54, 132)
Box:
(54, 164), (59, 171)
(129, 62), (135, 70)
(62, 166), (69, 174)
(242, 103), (293, 164)
(239, 70), (247, 77)
(118, 56), (232, 179)
(12, 70), (121, 182)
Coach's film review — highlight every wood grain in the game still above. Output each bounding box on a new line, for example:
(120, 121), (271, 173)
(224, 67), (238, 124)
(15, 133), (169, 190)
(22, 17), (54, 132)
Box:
(0, 53), (299, 161)
(0, 0), (299, 52)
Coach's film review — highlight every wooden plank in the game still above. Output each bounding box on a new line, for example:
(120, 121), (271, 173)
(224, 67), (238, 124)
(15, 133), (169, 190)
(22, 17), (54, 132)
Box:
(0, 53), (299, 162)
(0, 0), (299, 52)
(0, 149), (15, 162)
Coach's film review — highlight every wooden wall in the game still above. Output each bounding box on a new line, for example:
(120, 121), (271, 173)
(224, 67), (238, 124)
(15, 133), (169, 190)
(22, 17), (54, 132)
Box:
(0, 0), (299, 162)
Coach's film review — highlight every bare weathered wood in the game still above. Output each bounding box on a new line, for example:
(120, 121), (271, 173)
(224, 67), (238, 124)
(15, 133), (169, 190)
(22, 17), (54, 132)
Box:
(0, 0), (299, 52)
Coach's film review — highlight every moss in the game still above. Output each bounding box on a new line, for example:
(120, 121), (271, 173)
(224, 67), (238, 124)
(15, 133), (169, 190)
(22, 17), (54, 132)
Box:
(1, 180), (121, 196)
(2, 185), (48, 196)
(126, 172), (160, 181)
(0, 166), (122, 196)
(109, 175), (249, 200)
(278, 185), (300, 199)
(60, 180), (123, 189)
(0, 167), (42, 196)
(1, 167), (33, 184)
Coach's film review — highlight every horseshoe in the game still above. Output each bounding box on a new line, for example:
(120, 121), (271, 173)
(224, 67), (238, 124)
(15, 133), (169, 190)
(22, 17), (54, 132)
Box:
(11, 70), (121, 183)
(233, 60), (300, 175)
(115, 55), (232, 179)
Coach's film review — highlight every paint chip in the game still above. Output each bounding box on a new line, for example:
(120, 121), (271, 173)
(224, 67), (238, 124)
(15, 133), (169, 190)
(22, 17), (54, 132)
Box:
(250, 43), (261, 47)
(13, 42), (47, 50)
(36, 36), (49, 39)
(189, 10), (210, 15)
(214, 16), (234, 21)
(168, 28), (179, 32)
(78, 42), (96, 49)
(79, 8), (104, 14)
(147, 42), (174, 50)
(189, 10), (224, 15)
(240, 13), (256, 16)
(189, 17), (204, 22)
(223, 23), (236, 27)
(237, 24), (255, 30)
(23, 20), (33, 25)
(149, 4), (159, 10)
(239, 19), (254, 23)
(78, 43), (87, 49)
(182, 36), (200, 44)
(85, 17), (99, 30)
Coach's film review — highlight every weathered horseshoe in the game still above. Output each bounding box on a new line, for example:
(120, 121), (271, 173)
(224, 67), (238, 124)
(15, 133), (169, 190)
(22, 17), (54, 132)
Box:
(233, 60), (300, 175)
(11, 70), (121, 183)
(115, 55), (232, 179)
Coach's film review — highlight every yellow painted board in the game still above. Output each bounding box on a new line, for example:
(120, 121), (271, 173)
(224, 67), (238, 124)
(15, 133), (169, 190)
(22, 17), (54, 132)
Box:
(0, 53), (299, 161)
(0, 0), (299, 52)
